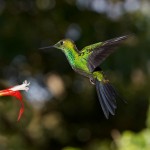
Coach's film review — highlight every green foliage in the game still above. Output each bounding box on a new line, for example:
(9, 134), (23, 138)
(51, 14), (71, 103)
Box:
(116, 100), (150, 150)
(117, 130), (150, 150)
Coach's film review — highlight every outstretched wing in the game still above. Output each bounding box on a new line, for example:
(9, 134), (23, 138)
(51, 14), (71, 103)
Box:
(86, 35), (130, 72)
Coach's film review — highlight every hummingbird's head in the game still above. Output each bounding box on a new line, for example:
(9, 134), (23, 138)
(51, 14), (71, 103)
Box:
(39, 39), (77, 52)
(53, 39), (76, 52)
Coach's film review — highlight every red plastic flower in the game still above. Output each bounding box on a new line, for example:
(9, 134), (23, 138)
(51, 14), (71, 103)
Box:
(0, 80), (30, 121)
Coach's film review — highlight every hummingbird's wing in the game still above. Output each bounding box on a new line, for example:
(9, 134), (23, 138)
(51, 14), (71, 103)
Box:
(86, 35), (129, 72)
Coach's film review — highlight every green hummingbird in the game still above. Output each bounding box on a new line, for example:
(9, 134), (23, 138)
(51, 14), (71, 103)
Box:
(40, 35), (129, 119)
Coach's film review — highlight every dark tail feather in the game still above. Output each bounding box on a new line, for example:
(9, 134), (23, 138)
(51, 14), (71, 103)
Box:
(95, 79), (118, 119)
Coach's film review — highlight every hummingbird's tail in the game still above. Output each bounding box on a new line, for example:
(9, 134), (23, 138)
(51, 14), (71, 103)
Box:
(93, 71), (118, 119)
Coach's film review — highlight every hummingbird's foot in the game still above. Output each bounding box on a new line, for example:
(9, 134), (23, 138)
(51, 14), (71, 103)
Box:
(90, 78), (95, 85)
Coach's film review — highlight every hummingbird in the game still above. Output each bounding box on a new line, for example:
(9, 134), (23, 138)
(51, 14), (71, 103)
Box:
(40, 35), (129, 119)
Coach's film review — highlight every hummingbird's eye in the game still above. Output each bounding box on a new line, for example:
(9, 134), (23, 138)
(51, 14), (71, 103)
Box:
(60, 41), (64, 45)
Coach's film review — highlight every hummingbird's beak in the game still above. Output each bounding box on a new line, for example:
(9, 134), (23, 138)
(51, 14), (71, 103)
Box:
(39, 46), (54, 50)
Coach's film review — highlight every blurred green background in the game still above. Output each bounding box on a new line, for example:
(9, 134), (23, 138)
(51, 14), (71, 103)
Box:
(0, 0), (150, 149)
